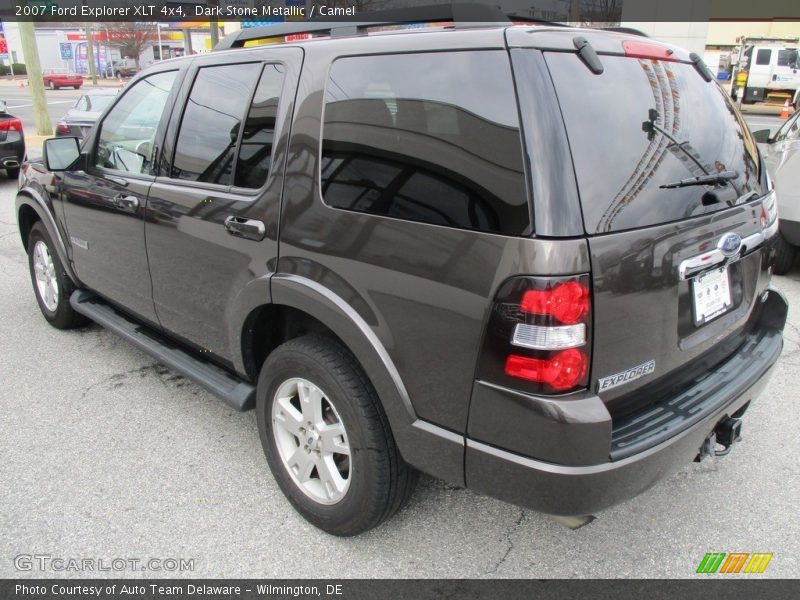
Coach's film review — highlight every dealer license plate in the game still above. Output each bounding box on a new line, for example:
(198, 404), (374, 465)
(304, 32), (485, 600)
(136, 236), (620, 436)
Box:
(692, 266), (732, 326)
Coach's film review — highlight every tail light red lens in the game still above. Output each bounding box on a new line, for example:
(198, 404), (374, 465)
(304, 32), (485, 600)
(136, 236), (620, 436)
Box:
(505, 349), (589, 391)
(0, 118), (22, 132)
(476, 274), (592, 395)
(520, 280), (589, 324)
(56, 122), (71, 134)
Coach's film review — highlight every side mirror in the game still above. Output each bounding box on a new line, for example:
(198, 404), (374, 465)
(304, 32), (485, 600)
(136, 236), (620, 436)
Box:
(43, 137), (81, 171)
(752, 129), (771, 144)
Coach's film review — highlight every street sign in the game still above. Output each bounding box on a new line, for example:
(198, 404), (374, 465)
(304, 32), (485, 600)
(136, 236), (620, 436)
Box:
(59, 42), (73, 60)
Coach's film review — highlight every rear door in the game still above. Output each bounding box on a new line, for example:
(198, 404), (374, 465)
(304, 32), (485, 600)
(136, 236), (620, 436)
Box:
(145, 48), (302, 362)
(526, 42), (771, 418)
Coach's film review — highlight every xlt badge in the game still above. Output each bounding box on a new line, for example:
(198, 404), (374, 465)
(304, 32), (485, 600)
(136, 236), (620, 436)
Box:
(597, 360), (656, 392)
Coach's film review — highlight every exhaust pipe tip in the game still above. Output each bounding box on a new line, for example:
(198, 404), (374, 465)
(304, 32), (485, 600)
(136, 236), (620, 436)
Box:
(3, 159), (20, 169)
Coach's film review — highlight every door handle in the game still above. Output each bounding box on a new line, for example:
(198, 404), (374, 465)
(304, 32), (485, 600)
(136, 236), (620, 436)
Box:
(224, 216), (266, 241)
(113, 194), (139, 212)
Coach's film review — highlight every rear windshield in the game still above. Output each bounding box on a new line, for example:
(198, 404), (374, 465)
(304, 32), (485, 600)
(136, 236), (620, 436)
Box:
(545, 53), (761, 234)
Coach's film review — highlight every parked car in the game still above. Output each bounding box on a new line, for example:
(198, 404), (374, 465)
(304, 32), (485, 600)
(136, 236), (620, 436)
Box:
(0, 100), (24, 179)
(111, 59), (137, 78)
(15, 8), (787, 537)
(42, 70), (83, 90)
(55, 89), (119, 140)
(754, 109), (800, 273)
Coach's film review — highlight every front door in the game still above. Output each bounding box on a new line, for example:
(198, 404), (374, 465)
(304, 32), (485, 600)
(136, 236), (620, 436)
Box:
(62, 69), (182, 323)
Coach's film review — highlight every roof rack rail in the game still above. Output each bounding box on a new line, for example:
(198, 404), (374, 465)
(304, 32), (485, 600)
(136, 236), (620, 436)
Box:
(603, 26), (649, 38)
(214, 2), (528, 51)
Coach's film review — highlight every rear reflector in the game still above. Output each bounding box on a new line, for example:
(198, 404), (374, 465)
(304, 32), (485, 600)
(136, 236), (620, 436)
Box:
(505, 349), (589, 391)
(622, 40), (678, 62)
(511, 323), (585, 350)
(520, 281), (589, 324)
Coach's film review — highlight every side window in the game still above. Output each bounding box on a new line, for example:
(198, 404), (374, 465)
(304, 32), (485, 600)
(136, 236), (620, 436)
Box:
(74, 96), (88, 111)
(777, 49), (798, 68)
(94, 71), (177, 175)
(171, 63), (261, 186)
(756, 49), (772, 66)
(320, 52), (529, 235)
(233, 63), (286, 189)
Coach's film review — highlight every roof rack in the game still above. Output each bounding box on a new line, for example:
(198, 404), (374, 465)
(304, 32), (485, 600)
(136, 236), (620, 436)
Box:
(603, 26), (649, 38)
(214, 3), (552, 51)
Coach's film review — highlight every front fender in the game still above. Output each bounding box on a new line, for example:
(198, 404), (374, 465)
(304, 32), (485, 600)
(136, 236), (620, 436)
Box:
(15, 186), (80, 285)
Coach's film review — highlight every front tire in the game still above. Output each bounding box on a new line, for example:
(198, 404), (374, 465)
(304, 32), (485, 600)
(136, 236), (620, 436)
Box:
(773, 232), (798, 275)
(27, 222), (88, 329)
(256, 334), (418, 536)
(48, 80), (57, 90)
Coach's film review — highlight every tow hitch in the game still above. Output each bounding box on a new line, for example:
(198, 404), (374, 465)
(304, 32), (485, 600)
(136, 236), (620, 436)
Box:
(695, 417), (743, 461)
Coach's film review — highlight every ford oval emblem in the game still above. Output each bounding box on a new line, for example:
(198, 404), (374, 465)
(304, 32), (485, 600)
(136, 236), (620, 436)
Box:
(717, 232), (743, 258)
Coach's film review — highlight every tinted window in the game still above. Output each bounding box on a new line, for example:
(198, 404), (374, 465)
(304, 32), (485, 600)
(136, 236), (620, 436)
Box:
(234, 63), (285, 189)
(172, 63), (261, 185)
(86, 94), (115, 113)
(545, 53), (761, 234)
(756, 49), (772, 66)
(94, 71), (177, 175)
(321, 52), (529, 235)
(777, 49), (798, 68)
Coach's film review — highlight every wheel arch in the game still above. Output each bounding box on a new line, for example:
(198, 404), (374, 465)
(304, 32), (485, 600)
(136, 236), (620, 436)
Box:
(15, 190), (79, 285)
(234, 274), (465, 486)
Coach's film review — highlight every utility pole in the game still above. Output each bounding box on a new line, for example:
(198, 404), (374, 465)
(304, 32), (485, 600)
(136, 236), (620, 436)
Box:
(18, 21), (52, 136)
(209, 0), (220, 48)
(84, 23), (97, 86)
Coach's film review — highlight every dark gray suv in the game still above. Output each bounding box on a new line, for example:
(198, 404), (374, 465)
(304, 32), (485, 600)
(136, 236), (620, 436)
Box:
(16, 14), (787, 536)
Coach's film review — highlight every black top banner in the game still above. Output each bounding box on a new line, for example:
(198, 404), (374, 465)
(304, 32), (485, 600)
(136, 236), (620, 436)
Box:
(0, 0), (798, 24)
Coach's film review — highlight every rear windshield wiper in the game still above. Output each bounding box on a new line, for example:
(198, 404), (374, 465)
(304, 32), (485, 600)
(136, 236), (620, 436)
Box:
(659, 171), (739, 189)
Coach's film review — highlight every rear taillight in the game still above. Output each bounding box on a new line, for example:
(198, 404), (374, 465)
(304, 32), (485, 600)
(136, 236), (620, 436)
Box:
(477, 275), (592, 395)
(0, 118), (22, 133)
(56, 122), (71, 134)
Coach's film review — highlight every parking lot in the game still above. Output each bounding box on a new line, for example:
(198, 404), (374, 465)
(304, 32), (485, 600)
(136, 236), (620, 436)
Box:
(1, 173), (799, 578)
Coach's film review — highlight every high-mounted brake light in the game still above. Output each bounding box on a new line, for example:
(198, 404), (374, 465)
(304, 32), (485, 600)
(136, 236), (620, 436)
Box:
(622, 40), (678, 62)
(476, 275), (592, 395)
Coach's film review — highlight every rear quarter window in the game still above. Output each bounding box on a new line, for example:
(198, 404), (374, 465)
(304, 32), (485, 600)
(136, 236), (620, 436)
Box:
(320, 51), (530, 236)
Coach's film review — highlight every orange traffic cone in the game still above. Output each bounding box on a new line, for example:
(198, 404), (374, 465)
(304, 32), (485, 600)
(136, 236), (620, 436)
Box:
(780, 99), (791, 120)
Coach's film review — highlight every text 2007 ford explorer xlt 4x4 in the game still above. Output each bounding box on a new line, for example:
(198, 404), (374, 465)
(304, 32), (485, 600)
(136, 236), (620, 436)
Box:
(16, 10), (787, 536)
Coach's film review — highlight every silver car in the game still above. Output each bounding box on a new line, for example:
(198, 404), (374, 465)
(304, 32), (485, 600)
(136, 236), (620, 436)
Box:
(55, 89), (119, 141)
(754, 110), (800, 273)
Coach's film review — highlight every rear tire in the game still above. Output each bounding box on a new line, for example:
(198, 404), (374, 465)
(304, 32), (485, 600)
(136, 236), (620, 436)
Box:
(773, 233), (798, 275)
(27, 222), (89, 329)
(256, 334), (418, 536)
(6, 167), (19, 179)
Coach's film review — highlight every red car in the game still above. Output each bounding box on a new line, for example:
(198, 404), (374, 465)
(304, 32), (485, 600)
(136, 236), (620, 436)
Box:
(42, 71), (83, 90)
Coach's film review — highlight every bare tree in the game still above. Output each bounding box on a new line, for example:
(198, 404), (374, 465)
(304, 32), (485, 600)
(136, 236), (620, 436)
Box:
(104, 22), (158, 70)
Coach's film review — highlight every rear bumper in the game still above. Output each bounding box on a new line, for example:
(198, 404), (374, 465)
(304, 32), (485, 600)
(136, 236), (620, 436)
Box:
(465, 287), (787, 516)
(0, 138), (25, 165)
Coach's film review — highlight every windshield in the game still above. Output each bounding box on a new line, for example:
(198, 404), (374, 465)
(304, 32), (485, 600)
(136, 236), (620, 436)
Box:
(545, 53), (761, 234)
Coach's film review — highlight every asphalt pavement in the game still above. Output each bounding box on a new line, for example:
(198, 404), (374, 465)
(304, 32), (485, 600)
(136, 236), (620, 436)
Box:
(0, 177), (798, 578)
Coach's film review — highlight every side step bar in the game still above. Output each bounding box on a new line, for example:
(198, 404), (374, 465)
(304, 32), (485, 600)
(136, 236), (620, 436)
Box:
(70, 290), (255, 411)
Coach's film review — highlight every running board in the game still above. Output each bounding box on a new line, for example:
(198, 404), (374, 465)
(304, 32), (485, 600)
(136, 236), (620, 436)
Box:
(70, 290), (255, 411)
